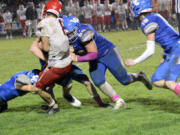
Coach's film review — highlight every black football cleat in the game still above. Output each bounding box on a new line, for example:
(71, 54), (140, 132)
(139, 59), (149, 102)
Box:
(46, 106), (59, 115)
(0, 102), (8, 113)
(138, 71), (152, 90)
(40, 105), (50, 111)
(99, 103), (113, 108)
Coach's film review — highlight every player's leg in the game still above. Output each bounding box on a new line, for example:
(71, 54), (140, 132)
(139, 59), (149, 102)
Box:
(56, 76), (82, 108)
(101, 47), (152, 89)
(36, 64), (72, 114)
(152, 54), (180, 96)
(107, 15), (111, 32)
(164, 55), (180, 96)
(69, 65), (108, 107)
(40, 84), (58, 111)
(89, 60), (125, 110)
(0, 101), (8, 113)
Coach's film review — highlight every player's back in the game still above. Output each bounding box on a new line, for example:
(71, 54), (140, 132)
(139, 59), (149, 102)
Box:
(36, 17), (71, 68)
(141, 13), (180, 54)
(74, 24), (115, 58)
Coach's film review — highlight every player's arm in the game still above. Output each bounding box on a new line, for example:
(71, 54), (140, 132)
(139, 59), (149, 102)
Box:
(15, 75), (41, 92)
(41, 36), (50, 52)
(125, 21), (159, 66)
(29, 38), (47, 61)
(17, 84), (41, 92)
(71, 31), (98, 62)
(125, 33), (155, 66)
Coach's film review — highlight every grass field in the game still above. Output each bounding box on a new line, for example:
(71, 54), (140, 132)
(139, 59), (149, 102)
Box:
(1, 30), (180, 135)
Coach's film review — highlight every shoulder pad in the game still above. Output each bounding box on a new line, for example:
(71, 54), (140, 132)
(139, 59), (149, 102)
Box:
(144, 22), (159, 35)
(81, 30), (94, 43)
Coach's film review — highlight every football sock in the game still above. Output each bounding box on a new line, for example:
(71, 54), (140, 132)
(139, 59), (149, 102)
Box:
(112, 94), (119, 102)
(49, 99), (55, 107)
(93, 95), (104, 106)
(174, 84), (180, 96)
(98, 81), (117, 99)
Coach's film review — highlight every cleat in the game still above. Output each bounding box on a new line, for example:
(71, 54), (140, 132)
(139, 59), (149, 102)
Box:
(0, 102), (8, 113)
(99, 103), (113, 108)
(64, 94), (81, 107)
(46, 104), (59, 115)
(138, 71), (152, 90)
(40, 105), (50, 111)
(113, 99), (126, 110)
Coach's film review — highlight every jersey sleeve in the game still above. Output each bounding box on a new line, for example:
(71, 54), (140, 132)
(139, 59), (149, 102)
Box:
(36, 19), (53, 37)
(141, 16), (159, 35)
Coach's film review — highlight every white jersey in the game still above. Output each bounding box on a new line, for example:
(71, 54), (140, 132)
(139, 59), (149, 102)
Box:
(72, 5), (81, 18)
(117, 4), (126, 15)
(36, 17), (72, 68)
(3, 12), (12, 24)
(81, 5), (93, 19)
(104, 4), (112, 16)
(112, 2), (119, 13)
(17, 8), (26, 20)
(36, 8), (43, 20)
(65, 4), (74, 16)
(90, 3), (97, 16)
(96, 4), (104, 17)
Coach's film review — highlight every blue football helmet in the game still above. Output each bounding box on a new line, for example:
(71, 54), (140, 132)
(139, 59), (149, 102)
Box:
(27, 69), (40, 84)
(130, 0), (152, 18)
(62, 15), (80, 43)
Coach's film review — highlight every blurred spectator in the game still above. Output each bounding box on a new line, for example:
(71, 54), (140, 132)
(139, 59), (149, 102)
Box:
(157, 0), (172, 20)
(72, 1), (81, 18)
(96, 0), (105, 32)
(81, 0), (93, 24)
(104, 0), (112, 31)
(117, 0), (127, 31)
(90, 0), (97, 30)
(112, 0), (120, 31)
(25, 2), (37, 37)
(17, 4), (26, 36)
(172, 0), (180, 33)
(36, 2), (45, 23)
(0, 10), (5, 33)
(65, 0), (74, 16)
(3, 9), (13, 39)
(152, 0), (158, 12)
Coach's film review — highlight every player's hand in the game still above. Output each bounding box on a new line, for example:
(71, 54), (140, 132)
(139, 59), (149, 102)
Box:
(71, 53), (78, 62)
(172, 14), (176, 20)
(125, 59), (136, 66)
(160, 58), (165, 63)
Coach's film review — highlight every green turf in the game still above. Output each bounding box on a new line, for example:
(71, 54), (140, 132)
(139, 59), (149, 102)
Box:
(1, 31), (180, 135)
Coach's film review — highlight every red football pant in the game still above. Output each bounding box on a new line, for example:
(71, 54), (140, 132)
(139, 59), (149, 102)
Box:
(36, 63), (72, 90)
(104, 15), (111, 25)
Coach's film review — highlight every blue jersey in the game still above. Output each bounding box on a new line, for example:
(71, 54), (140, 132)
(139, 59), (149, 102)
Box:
(0, 70), (39, 102)
(73, 24), (115, 58)
(141, 13), (180, 54)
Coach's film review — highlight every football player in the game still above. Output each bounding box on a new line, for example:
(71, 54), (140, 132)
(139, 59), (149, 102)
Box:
(125, 0), (180, 97)
(24, 0), (73, 114)
(30, 38), (108, 108)
(0, 69), (49, 113)
(62, 15), (152, 110)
